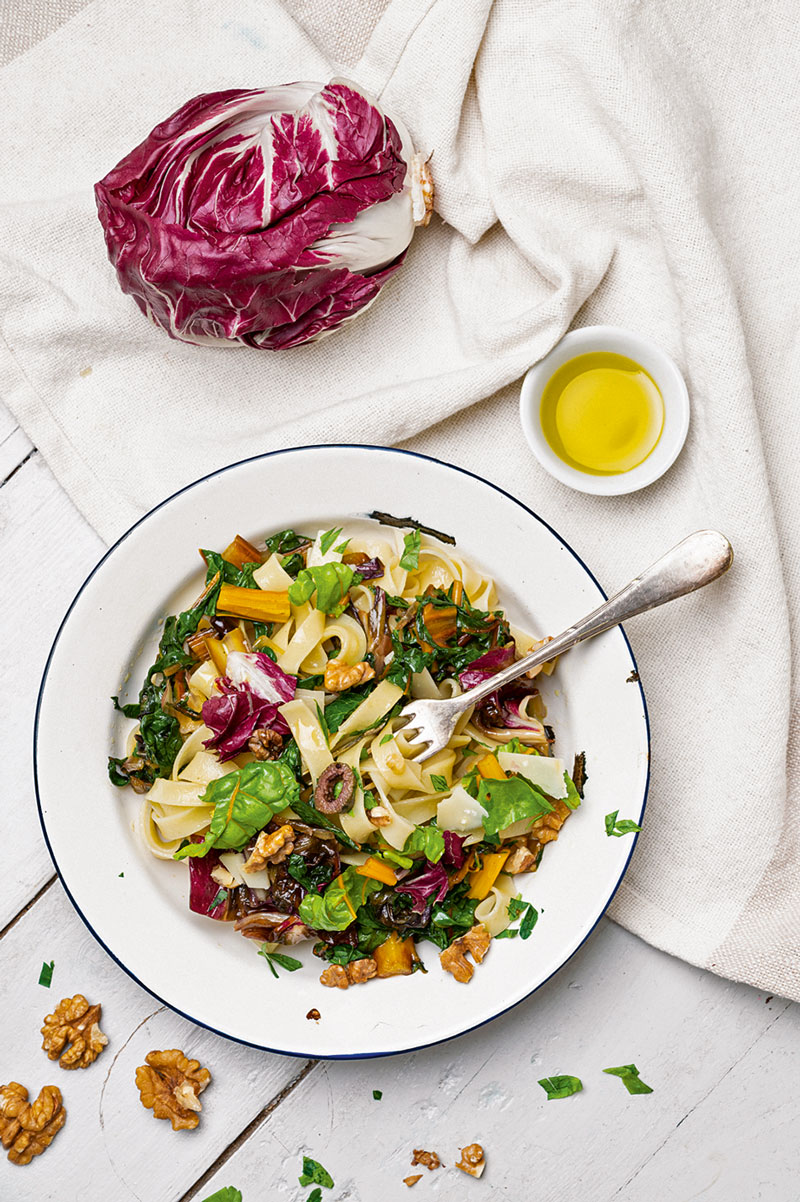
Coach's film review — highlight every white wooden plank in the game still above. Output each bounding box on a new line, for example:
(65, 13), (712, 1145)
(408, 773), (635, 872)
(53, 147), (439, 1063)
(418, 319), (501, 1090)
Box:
(0, 424), (34, 482)
(195, 920), (794, 1202)
(0, 453), (105, 925)
(614, 999), (800, 1200)
(0, 878), (304, 1202)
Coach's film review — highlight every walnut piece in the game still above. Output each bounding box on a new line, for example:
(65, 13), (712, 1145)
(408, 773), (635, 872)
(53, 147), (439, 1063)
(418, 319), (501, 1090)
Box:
(306, 1008), (321, 1022)
(323, 660), (376, 691)
(248, 727), (283, 760)
(440, 923), (491, 983)
(41, 994), (108, 1070)
(504, 842), (541, 874)
(404, 1175), (423, 1187)
(135, 1049), (211, 1131)
(456, 1143), (486, 1178)
(243, 824), (294, 871)
(411, 1148), (441, 1170)
(319, 958), (378, 989)
(367, 805), (392, 827)
(0, 1083), (66, 1166)
(528, 798), (571, 845)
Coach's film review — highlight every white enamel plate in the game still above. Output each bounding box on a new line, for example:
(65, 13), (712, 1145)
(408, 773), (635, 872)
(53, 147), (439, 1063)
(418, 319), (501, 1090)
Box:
(35, 447), (649, 1058)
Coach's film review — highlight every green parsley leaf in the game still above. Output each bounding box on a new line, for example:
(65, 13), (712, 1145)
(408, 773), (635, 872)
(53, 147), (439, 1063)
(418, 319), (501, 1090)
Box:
(507, 897), (527, 919)
(603, 1064), (654, 1094)
(538, 1074), (583, 1100)
(38, 960), (54, 988)
(200, 1188), (243, 1202)
(208, 888), (229, 912)
(495, 928), (519, 939)
(402, 825), (446, 862)
(563, 771), (582, 811)
(429, 774), (449, 792)
(477, 775), (554, 837)
(298, 1156), (334, 1188)
(118, 872), (124, 878)
(604, 810), (643, 837)
(319, 527), (343, 555)
(173, 761), (299, 859)
(379, 731), (394, 745)
(372, 1089), (383, 1100)
(399, 529), (421, 570)
(505, 896), (538, 938)
(334, 540), (351, 554)
(257, 946), (303, 978)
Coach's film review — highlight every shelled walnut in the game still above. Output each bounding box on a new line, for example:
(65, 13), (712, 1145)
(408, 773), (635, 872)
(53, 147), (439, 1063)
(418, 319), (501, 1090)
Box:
(456, 1143), (486, 1177)
(411, 1148), (441, 1170)
(41, 994), (108, 1069)
(135, 1049), (211, 1131)
(319, 958), (378, 989)
(0, 1082), (66, 1166)
(440, 923), (491, 983)
(243, 824), (294, 871)
(323, 659), (375, 691)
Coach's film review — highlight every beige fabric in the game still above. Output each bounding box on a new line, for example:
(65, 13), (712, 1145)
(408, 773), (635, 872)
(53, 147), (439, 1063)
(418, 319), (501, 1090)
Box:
(0, 0), (797, 1000)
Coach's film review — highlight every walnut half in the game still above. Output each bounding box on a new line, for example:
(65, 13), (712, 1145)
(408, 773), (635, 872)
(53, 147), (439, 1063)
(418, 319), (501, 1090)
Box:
(323, 660), (375, 691)
(135, 1049), (211, 1131)
(0, 1082), (66, 1166)
(440, 924), (491, 984)
(243, 824), (294, 872)
(41, 994), (108, 1069)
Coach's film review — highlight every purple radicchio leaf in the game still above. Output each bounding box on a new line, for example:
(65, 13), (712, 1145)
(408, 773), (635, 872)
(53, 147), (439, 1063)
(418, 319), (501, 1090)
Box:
(353, 557), (384, 580)
(225, 650), (296, 705)
(187, 842), (228, 920)
(458, 642), (517, 692)
(441, 831), (467, 871)
(94, 81), (417, 350)
(202, 679), (289, 761)
(396, 860), (450, 915)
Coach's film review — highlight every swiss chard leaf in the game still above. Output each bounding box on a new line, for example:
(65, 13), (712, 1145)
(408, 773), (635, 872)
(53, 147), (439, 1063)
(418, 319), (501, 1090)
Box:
(477, 775), (554, 838)
(298, 1157), (334, 1188)
(263, 529), (309, 556)
(289, 799), (360, 851)
(603, 1064), (654, 1094)
(200, 1189), (243, 1202)
(429, 774), (449, 793)
(38, 960), (54, 988)
(386, 586), (510, 688)
(298, 867), (381, 931)
(604, 810), (643, 837)
(538, 1074), (583, 1100)
(422, 882), (478, 949)
(324, 683), (375, 733)
(174, 761), (299, 859)
(287, 852), (336, 894)
(402, 825), (445, 863)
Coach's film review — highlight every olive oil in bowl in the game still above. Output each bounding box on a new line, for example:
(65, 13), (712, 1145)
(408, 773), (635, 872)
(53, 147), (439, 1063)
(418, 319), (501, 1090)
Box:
(539, 352), (664, 476)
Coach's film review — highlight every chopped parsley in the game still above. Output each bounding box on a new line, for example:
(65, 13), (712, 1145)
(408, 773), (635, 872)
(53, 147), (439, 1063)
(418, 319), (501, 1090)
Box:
(538, 1074), (583, 1100)
(604, 811), (643, 837)
(319, 527), (343, 555)
(38, 960), (54, 988)
(602, 1064), (654, 1094)
(298, 1156), (334, 1188)
(373, 1089), (383, 1100)
(429, 774), (449, 792)
(307, 1191), (323, 1202)
(506, 896), (539, 939)
(257, 946), (303, 978)
(200, 1189), (242, 1202)
(399, 529), (421, 570)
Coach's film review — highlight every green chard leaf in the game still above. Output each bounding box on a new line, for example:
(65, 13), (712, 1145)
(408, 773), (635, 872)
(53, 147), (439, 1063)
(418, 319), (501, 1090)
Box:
(520, 903), (539, 939)
(563, 771), (582, 811)
(287, 852), (336, 894)
(373, 1089), (383, 1100)
(324, 683), (375, 732)
(298, 1156), (334, 1188)
(263, 528), (309, 556)
(399, 529), (421, 570)
(538, 1074), (583, 1100)
(318, 527), (343, 555)
(494, 928), (519, 939)
(258, 946), (303, 978)
(477, 775), (554, 838)
(299, 867), (381, 931)
(603, 1064), (654, 1094)
(307, 1191), (323, 1202)
(402, 825), (446, 863)
(174, 761), (299, 859)
(38, 960), (54, 988)
(200, 1188), (243, 1202)
(505, 896), (538, 939)
(288, 564), (358, 617)
(604, 810), (643, 837)
(288, 799), (360, 850)
(429, 774), (449, 793)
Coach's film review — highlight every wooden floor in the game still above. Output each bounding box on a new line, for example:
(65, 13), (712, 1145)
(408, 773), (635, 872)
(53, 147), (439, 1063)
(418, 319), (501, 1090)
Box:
(2, 403), (797, 1201)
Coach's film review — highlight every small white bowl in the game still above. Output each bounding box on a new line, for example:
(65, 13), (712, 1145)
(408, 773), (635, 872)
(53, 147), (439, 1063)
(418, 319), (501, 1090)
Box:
(519, 325), (690, 496)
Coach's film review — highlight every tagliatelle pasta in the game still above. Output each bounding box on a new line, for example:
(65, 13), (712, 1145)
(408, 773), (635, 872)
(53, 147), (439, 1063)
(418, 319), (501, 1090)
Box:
(109, 519), (584, 987)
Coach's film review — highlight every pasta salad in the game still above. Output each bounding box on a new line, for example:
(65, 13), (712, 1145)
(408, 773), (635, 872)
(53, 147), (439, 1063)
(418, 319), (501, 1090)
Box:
(109, 519), (585, 988)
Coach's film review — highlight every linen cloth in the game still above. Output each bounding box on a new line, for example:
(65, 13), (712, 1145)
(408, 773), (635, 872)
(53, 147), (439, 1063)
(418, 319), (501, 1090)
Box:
(1, 0), (797, 1000)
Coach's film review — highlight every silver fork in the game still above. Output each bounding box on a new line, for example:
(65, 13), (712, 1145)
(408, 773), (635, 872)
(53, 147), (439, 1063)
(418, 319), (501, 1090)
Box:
(399, 529), (734, 762)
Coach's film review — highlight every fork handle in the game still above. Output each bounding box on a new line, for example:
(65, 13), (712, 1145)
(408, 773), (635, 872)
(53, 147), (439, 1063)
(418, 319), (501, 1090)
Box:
(460, 530), (734, 707)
